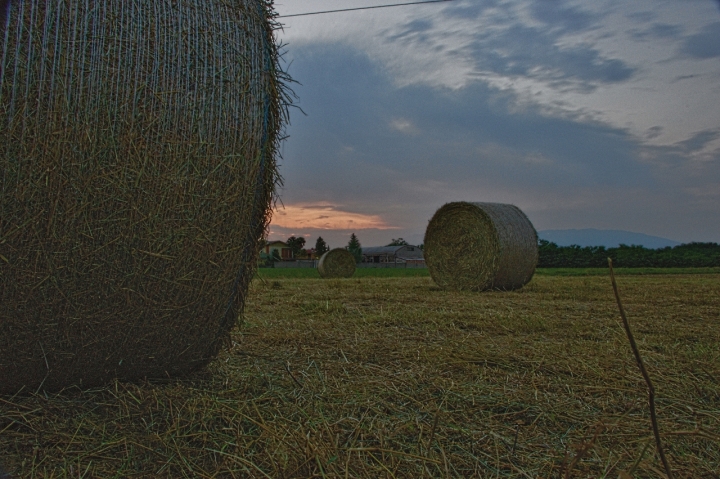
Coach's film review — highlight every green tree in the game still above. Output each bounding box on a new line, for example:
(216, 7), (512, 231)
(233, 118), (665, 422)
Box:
(286, 236), (306, 258)
(314, 236), (329, 258)
(269, 249), (281, 266)
(387, 238), (409, 246)
(347, 233), (362, 263)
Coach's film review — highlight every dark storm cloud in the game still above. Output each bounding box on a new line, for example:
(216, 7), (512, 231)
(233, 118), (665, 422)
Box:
(626, 11), (656, 23)
(680, 22), (720, 58)
(275, 1), (720, 243)
(467, 23), (636, 91)
(282, 44), (650, 207)
(671, 73), (701, 83)
(645, 126), (663, 140)
(405, 0), (636, 92)
(434, 0), (636, 92)
(530, 0), (595, 33)
(387, 18), (435, 43)
(278, 44), (720, 244)
(676, 129), (720, 153)
(443, 0), (501, 20)
(398, 19), (434, 34)
(636, 129), (720, 185)
(631, 23), (683, 41)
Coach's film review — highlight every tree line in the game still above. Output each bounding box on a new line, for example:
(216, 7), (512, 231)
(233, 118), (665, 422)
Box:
(538, 240), (720, 268)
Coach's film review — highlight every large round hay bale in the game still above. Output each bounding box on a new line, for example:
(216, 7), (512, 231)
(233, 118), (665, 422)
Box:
(424, 202), (538, 291)
(318, 249), (357, 278)
(0, 1), (288, 395)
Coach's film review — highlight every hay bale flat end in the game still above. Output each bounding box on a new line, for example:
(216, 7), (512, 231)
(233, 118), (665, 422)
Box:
(318, 249), (357, 279)
(423, 202), (538, 291)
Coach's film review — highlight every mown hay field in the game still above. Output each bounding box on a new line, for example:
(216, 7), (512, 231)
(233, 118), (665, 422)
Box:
(1, 271), (719, 478)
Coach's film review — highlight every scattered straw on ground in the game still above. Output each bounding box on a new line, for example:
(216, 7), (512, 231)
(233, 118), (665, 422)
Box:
(1, 273), (718, 477)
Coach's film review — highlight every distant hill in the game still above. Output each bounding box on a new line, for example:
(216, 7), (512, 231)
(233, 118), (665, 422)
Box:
(537, 229), (681, 249)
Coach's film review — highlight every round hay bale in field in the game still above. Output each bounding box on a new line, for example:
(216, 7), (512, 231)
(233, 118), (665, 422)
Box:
(0, 0), (289, 395)
(424, 202), (538, 291)
(318, 249), (357, 279)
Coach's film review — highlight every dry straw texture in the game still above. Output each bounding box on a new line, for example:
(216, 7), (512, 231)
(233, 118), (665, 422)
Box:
(1, 272), (718, 477)
(424, 202), (538, 291)
(317, 248), (356, 278)
(0, 0), (290, 395)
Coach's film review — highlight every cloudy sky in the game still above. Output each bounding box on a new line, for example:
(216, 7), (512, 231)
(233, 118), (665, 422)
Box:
(267, 0), (720, 249)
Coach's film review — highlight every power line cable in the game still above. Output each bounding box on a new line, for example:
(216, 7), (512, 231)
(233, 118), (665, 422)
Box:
(279, 0), (454, 18)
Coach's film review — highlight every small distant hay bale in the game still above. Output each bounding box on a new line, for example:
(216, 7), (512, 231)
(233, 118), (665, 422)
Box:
(423, 202), (538, 291)
(0, 0), (289, 395)
(318, 249), (357, 279)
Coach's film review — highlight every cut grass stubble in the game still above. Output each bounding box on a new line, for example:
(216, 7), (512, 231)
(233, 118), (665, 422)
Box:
(1, 273), (718, 477)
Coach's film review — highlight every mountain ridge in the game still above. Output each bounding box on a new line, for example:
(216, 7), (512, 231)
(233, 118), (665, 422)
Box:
(537, 229), (682, 249)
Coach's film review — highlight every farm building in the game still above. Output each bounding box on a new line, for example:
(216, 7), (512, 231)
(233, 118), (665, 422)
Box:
(361, 245), (425, 266)
(262, 241), (294, 260)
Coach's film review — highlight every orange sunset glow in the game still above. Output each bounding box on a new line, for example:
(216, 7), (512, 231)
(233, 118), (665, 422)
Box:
(270, 203), (398, 230)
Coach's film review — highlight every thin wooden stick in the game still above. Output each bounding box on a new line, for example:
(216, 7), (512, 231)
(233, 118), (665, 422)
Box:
(607, 258), (674, 479)
(425, 409), (440, 455)
(284, 361), (304, 389)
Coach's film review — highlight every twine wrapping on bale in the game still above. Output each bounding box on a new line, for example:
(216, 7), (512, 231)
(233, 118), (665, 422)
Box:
(0, 0), (291, 395)
(318, 249), (356, 279)
(423, 202), (538, 291)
